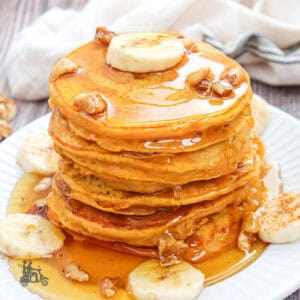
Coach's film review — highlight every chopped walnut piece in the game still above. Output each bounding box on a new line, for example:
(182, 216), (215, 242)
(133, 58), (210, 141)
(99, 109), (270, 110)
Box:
(211, 80), (233, 96)
(73, 92), (107, 115)
(187, 67), (213, 87)
(158, 232), (188, 257)
(238, 231), (251, 251)
(238, 212), (260, 251)
(223, 68), (244, 86)
(242, 212), (260, 233)
(63, 263), (89, 282)
(34, 177), (53, 192)
(158, 232), (188, 267)
(99, 277), (122, 298)
(95, 27), (115, 46)
(0, 120), (12, 141)
(0, 93), (17, 121)
(160, 254), (182, 267)
(197, 79), (212, 95)
(31, 198), (48, 217)
(51, 58), (79, 80)
(183, 38), (200, 53)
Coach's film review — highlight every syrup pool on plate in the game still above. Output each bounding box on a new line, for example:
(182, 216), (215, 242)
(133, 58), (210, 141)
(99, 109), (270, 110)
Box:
(7, 173), (267, 300)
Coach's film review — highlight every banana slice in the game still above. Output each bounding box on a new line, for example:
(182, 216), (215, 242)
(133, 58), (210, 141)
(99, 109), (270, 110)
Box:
(263, 160), (282, 201)
(251, 94), (271, 136)
(106, 32), (184, 73)
(259, 192), (300, 243)
(127, 259), (204, 300)
(17, 131), (59, 175)
(0, 214), (65, 259)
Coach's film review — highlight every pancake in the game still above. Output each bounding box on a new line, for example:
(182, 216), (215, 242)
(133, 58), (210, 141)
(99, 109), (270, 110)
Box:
(59, 152), (263, 212)
(72, 166), (169, 194)
(50, 109), (251, 180)
(49, 38), (252, 140)
(48, 176), (264, 247)
(70, 138), (256, 194)
(67, 105), (251, 154)
(48, 203), (248, 262)
(55, 139), (250, 193)
(50, 116), (252, 190)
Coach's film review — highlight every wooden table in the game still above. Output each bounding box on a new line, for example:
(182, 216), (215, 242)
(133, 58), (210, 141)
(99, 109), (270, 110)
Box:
(0, 1), (299, 299)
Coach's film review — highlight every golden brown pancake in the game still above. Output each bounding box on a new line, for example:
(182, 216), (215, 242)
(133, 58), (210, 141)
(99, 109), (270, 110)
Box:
(67, 106), (251, 154)
(48, 173), (265, 247)
(50, 112), (252, 190)
(46, 204), (244, 262)
(59, 152), (262, 212)
(49, 109), (251, 178)
(71, 166), (169, 194)
(49, 39), (252, 140)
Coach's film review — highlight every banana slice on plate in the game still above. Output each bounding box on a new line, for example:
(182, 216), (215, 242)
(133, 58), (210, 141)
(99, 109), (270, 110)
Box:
(17, 131), (59, 175)
(263, 160), (282, 201)
(0, 214), (65, 259)
(259, 192), (300, 243)
(250, 94), (272, 136)
(106, 32), (184, 73)
(127, 259), (204, 300)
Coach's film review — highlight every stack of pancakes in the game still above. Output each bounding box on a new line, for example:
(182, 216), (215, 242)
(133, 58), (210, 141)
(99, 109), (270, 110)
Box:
(47, 29), (267, 258)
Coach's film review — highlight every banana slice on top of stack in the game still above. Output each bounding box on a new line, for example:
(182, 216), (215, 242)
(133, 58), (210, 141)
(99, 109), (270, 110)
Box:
(106, 32), (184, 73)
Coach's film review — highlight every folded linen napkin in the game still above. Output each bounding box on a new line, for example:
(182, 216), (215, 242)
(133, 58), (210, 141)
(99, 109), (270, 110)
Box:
(4, 0), (300, 101)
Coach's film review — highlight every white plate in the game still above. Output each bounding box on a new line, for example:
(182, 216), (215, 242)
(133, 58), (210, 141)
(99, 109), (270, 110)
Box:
(0, 107), (300, 300)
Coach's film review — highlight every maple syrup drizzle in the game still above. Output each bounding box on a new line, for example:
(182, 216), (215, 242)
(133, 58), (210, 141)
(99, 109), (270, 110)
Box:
(7, 173), (267, 300)
(50, 39), (252, 144)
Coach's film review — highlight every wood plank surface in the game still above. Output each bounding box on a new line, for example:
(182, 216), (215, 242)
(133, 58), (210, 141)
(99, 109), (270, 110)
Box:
(0, 1), (299, 299)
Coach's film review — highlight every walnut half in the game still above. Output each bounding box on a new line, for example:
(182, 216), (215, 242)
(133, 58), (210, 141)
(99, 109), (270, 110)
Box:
(187, 67), (214, 88)
(186, 67), (235, 96)
(0, 120), (12, 141)
(158, 232), (188, 267)
(211, 80), (233, 97)
(183, 38), (200, 53)
(99, 277), (122, 298)
(73, 92), (107, 115)
(50, 58), (79, 80)
(238, 212), (260, 251)
(63, 263), (89, 282)
(95, 27), (115, 46)
(0, 93), (17, 121)
(222, 68), (244, 86)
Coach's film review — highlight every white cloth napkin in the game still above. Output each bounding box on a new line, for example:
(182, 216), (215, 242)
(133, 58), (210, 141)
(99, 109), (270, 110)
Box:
(5, 0), (300, 101)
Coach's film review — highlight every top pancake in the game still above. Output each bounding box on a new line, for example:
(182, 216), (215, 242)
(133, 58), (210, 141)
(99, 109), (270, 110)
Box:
(49, 34), (252, 140)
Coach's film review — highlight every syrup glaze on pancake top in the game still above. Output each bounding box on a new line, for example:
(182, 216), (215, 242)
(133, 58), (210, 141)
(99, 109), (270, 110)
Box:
(49, 29), (252, 141)
(47, 27), (267, 265)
